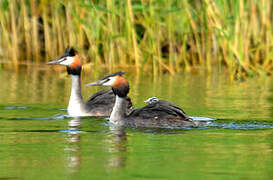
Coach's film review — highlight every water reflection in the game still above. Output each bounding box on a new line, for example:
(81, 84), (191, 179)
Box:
(0, 65), (272, 179)
(105, 125), (127, 170)
(65, 117), (82, 174)
(1, 65), (272, 122)
(65, 118), (128, 173)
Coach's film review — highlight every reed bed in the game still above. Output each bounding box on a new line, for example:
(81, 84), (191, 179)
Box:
(0, 0), (272, 77)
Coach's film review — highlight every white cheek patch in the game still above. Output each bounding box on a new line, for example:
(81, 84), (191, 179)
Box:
(103, 77), (117, 86)
(60, 56), (74, 66)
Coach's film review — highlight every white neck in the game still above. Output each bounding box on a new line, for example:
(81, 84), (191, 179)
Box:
(109, 96), (127, 126)
(67, 75), (85, 116)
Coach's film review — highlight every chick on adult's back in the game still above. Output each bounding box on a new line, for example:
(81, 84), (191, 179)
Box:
(86, 72), (202, 128)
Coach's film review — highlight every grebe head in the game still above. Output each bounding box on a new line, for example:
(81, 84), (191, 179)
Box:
(144, 97), (159, 104)
(46, 47), (82, 75)
(86, 72), (129, 97)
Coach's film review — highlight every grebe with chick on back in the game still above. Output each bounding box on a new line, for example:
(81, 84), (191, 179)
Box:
(86, 72), (203, 128)
(46, 48), (133, 117)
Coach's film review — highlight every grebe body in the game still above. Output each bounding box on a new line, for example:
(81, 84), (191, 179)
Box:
(87, 72), (202, 128)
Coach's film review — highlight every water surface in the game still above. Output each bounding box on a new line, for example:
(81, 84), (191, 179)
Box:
(0, 65), (272, 179)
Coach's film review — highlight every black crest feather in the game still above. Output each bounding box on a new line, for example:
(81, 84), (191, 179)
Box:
(102, 72), (125, 80)
(60, 47), (77, 58)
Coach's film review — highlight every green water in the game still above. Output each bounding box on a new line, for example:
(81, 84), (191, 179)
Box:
(0, 65), (272, 179)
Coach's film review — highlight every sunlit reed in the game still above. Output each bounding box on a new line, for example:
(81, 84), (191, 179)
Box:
(0, 0), (272, 77)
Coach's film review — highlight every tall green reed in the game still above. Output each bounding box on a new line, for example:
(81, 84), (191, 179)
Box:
(0, 0), (272, 77)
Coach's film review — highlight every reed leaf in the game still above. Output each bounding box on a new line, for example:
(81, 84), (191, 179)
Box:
(0, 0), (272, 76)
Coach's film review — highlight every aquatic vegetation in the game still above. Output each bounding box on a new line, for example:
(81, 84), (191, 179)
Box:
(0, 0), (272, 77)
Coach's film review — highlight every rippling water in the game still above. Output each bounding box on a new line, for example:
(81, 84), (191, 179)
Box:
(0, 65), (272, 179)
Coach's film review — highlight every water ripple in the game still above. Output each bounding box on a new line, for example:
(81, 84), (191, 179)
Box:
(10, 114), (70, 120)
(130, 120), (273, 132)
(4, 106), (29, 110)
(190, 116), (217, 121)
(208, 121), (273, 130)
(58, 130), (85, 133)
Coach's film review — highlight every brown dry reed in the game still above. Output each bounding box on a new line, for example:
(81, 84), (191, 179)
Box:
(0, 0), (273, 78)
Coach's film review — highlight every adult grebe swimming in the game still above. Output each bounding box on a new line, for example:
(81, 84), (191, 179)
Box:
(46, 48), (133, 117)
(86, 72), (201, 128)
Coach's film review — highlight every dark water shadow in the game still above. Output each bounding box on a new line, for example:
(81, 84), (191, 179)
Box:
(0, 177), (21, 180)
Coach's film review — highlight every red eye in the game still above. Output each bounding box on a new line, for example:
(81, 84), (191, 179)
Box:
(105, 78), (110, 82)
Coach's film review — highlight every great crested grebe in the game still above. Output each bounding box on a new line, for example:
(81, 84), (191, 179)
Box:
(86, 72), (201, 128)
(46, 48), (133, 117)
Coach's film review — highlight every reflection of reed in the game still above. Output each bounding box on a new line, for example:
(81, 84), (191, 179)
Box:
(105, 125), (127, 169)
(0, 66), (272, 122)
(65, 117), (82, 174)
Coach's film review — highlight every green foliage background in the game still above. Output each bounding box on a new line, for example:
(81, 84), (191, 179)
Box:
(0, 0), (273, 76)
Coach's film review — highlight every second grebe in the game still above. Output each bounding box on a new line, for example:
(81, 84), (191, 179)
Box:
(86, 72), (201, 128)
(46, 48), (133, 117)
